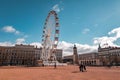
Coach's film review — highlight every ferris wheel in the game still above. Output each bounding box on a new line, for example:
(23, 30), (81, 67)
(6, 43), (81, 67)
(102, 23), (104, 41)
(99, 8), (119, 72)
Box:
(41, 10), (59, 61)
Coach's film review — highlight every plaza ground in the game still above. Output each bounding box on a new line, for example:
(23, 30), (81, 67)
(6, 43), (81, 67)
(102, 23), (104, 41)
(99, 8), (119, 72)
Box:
(0, 65), (120, 80)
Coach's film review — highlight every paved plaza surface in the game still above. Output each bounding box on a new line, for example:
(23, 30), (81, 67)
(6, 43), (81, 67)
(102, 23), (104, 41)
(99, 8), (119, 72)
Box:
(0, 65), (120, 80)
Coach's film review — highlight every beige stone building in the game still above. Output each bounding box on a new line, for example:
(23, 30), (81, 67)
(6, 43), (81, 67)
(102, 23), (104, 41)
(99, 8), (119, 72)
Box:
(63, 44), (120, 66)
(63, 45), (100, 65)
(98, 45), (120, 66)
(78, 52), (100, 66)
(0, 44), (38, 66)
(0, 46), (13, 66)
(63, 52), (100, 66)
(63, 55), (73, 64)
(0, 44), (62, 66)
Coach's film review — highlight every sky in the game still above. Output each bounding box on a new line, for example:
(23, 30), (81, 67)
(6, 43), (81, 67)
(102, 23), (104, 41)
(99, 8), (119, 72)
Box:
(0, 0), (120, 56)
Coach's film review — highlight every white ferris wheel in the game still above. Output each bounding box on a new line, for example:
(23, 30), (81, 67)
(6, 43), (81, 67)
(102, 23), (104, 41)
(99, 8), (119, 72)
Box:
(41, 10), (60, 61)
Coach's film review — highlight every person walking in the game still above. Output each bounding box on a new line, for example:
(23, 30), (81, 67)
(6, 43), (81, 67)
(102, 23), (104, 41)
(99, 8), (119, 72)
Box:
(83, 65), (86, 72)
(54, 62), (57, 69)
(79, 64), (83, 72)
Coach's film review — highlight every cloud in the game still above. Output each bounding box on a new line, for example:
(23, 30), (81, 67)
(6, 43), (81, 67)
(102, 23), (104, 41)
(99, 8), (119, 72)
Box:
(16, 38), (25, 44)
(58, 41), (97, 56)
(1, 27), (120, 56)
(93, 27), (120, 47)
(57, 27), (120, 56)
(82, 28), (90, 34)
(0, 40), (97, 56)
(15, 31), (20, 34)
(0, 38), (26, 46)
(0, 41), (42, 48)
(52, 4), (60, 13)
(108, 27), (120, 38)
(94, 36), (117, 47)
(30, 42), (42, 48)
(0, 42), (14, 46)
(2, 26), (20, 34)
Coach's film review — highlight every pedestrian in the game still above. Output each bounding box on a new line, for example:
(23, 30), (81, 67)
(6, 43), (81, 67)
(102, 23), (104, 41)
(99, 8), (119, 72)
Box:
(83, 65), (86, 71)
(42, 63), (44, 67)
(54, 62), (56, 69)
(79, 64), (83, 72)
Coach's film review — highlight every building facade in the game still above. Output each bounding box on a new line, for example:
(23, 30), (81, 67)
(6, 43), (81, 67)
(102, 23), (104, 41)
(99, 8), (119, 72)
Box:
(63, 55), (73, 63)
(78, 52), (100, 66)
(0, 44), (62, 66)
(63, 45), (100, 66)
(98, 45), (120, 66)
(63, 44), (120, 66)
(0, 44), (39, 66)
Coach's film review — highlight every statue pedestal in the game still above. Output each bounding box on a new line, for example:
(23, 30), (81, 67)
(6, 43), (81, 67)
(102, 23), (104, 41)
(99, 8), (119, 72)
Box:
(37, 60), (67, 66)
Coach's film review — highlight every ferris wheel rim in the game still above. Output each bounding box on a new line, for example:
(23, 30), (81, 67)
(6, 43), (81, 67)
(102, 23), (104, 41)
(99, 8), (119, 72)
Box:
(42, 10), (59, 49)
(41, 10), (60, 60)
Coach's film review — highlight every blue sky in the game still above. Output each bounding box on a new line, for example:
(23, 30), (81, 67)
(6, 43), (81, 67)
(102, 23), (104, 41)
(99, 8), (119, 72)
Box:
(0, 0), (120, 55)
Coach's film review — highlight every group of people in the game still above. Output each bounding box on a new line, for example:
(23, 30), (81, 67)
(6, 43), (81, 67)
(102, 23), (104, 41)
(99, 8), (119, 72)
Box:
(79, 64), (86, 72)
